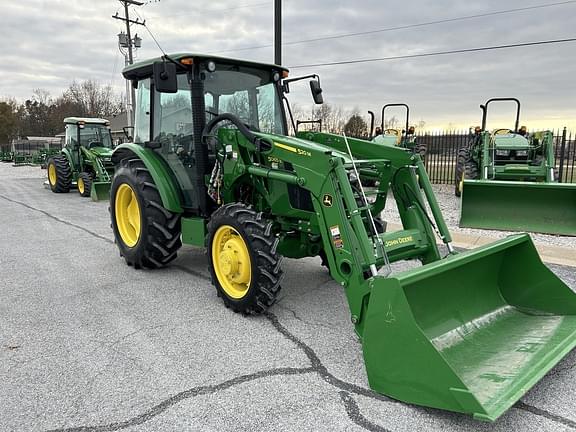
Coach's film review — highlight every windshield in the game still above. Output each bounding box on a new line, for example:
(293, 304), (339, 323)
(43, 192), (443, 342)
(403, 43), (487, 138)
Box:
(79, 124), (112, 148)
(204, 67), (286, 135)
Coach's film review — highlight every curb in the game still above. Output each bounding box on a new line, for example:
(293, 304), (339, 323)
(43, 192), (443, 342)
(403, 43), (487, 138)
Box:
(387, 223), (576, 268)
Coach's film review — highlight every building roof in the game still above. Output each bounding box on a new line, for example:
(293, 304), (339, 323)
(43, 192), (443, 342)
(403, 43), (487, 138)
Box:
(63, 117), (110, 125)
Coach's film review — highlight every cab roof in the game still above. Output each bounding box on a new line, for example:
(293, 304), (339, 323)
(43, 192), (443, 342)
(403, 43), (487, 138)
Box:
(63, 117), (110, 125)
(122, 52), (289, 81)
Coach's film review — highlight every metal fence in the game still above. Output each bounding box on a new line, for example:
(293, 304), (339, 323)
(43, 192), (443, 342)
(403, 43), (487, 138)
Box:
(418, 128), (575, 184)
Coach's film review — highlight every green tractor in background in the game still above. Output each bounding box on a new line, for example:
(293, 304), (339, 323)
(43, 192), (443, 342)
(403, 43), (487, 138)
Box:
(0, 147), (13, 162)
(456, 98), (576, 235)
(369, 103), (426, 160)
(46, 117), (114, 201)
(108, 53), (576, 421)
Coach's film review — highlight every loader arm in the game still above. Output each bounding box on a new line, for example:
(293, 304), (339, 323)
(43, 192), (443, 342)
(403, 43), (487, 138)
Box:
(216, 128), (449, 329)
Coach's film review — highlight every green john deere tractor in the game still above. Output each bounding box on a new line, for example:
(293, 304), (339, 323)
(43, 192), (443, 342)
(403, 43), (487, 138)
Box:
(370, 103), (426, 160)
(0, 145), (12, 162)
(456, 98), (576, 235)
(109, 53), (576, 421)
(46, 117), (114, 201)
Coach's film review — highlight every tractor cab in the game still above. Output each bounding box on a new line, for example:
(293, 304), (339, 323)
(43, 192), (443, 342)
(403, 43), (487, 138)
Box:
(118, 53), (321, 213)
(64, 117), (113, 152)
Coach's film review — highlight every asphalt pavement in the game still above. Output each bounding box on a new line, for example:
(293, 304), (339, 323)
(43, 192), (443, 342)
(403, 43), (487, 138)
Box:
(1, 164), (576, 432)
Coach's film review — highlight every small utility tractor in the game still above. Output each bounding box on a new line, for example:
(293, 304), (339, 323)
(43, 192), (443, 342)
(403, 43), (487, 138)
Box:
(109, 53), (576, 421)
(0, 146), (12, 162)
(456, 98), (576, 235)
(46, 117), (114, 201)
(370, 104), (426, 160)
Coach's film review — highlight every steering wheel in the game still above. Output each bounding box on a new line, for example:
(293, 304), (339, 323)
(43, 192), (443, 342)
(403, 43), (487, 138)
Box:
(384, 128), (401, 136)
(203, 113), (269, 152)
(493, 129), (513, 135)
(88, 141), (103, 149)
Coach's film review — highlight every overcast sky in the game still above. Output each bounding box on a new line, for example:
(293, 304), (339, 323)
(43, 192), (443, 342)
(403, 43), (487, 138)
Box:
(1, 0), (575, 130)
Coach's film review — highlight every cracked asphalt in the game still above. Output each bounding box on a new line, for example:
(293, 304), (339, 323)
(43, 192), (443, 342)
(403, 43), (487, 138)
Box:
(1, 163), (576, 432)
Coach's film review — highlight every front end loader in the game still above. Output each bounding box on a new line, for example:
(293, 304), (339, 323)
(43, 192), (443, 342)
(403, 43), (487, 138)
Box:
(457, 98), (576, 235)
(108, 53), (576, 421)
(46, 117), (114, 201)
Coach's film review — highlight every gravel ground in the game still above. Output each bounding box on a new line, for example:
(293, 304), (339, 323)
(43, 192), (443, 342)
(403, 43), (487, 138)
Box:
(1, 162), (576, 432)
(381, 183), (576, 249)
(0, 162), (47, 179)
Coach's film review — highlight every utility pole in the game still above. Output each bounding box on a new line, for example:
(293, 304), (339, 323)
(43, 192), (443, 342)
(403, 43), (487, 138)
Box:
(113, 0), (145, 127)
(274, 0), (281, 65)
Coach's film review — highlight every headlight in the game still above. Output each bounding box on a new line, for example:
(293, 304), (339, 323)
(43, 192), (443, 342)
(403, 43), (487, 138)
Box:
(496, 150), (509, 156)
(515, 150), (528, 157)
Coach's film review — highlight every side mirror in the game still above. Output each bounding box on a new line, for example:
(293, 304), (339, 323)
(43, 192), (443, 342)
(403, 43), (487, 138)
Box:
(310, 80), (323, 104)
(153, 61), (178, 93)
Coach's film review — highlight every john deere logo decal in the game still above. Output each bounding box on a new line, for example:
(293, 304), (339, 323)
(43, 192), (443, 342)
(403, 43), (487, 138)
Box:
(323, 194), (333, 207)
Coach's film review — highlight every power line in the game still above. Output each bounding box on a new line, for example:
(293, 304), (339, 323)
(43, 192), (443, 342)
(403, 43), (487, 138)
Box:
(212, 0), (576, 54)
(158, 2), (269, 18)
(289, 37), (576, 69)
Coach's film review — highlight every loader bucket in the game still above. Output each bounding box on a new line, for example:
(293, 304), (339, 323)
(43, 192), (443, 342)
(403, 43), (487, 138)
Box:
(460, 180), (576, 236)
(362, 234), (576, 421)
(90, 181), (111, 201)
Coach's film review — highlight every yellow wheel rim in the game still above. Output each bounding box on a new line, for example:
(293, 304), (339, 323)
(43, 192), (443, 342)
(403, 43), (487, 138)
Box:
(48, 164), (57, 186)
(212, 225), (252, 299)
(115, 183), (141, 247)
(78, 177), (85, 194)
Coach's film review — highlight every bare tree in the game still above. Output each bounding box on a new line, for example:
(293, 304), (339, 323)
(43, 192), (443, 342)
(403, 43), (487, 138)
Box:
(63, 79), (123, 118)
(384, 115), (399, 129)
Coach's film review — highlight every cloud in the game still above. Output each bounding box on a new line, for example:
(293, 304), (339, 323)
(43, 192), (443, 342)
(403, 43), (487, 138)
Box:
(0, 0), (574, 129)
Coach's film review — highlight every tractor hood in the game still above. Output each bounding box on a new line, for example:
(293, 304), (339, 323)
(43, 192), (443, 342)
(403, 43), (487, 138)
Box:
(492, 134), (530, 149)
(89, 147), (114, 159)
(263, 132), (354, 163)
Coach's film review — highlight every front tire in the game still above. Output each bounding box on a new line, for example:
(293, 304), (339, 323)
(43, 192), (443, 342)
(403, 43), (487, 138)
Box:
(78, 172), (92, 197)
(110, 158), (182, 269)
(47, 155), (71, 193)
(208, 203), (283, 315)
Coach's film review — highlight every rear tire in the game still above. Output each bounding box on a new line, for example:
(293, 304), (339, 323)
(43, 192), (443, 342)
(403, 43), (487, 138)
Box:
(110, 158), (182, 269)
(413, 142), (427, 162)
(47, 155), (71, 193)
(78, 172), (92, 198)
(208, 203), (283, 315)
(455, 147), (479, 197)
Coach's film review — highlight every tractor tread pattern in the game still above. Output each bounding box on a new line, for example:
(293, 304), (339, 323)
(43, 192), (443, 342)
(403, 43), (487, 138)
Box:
(48, 155), (72, 193)
(78, 172), (93, 197)
(455, 146), (479, 197)
(111, 158), (182, 269)
(207, 203), (283, 315)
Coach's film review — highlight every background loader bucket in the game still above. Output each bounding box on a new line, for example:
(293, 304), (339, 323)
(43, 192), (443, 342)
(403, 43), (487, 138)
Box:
(460, 180), (576, 236)
(362, 234), (576, 421)
(90, 182), (110, 201)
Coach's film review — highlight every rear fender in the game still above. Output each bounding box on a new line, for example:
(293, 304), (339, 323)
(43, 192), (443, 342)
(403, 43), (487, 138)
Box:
(112, 143), (183, 213)
(60, 148), (74, 170)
